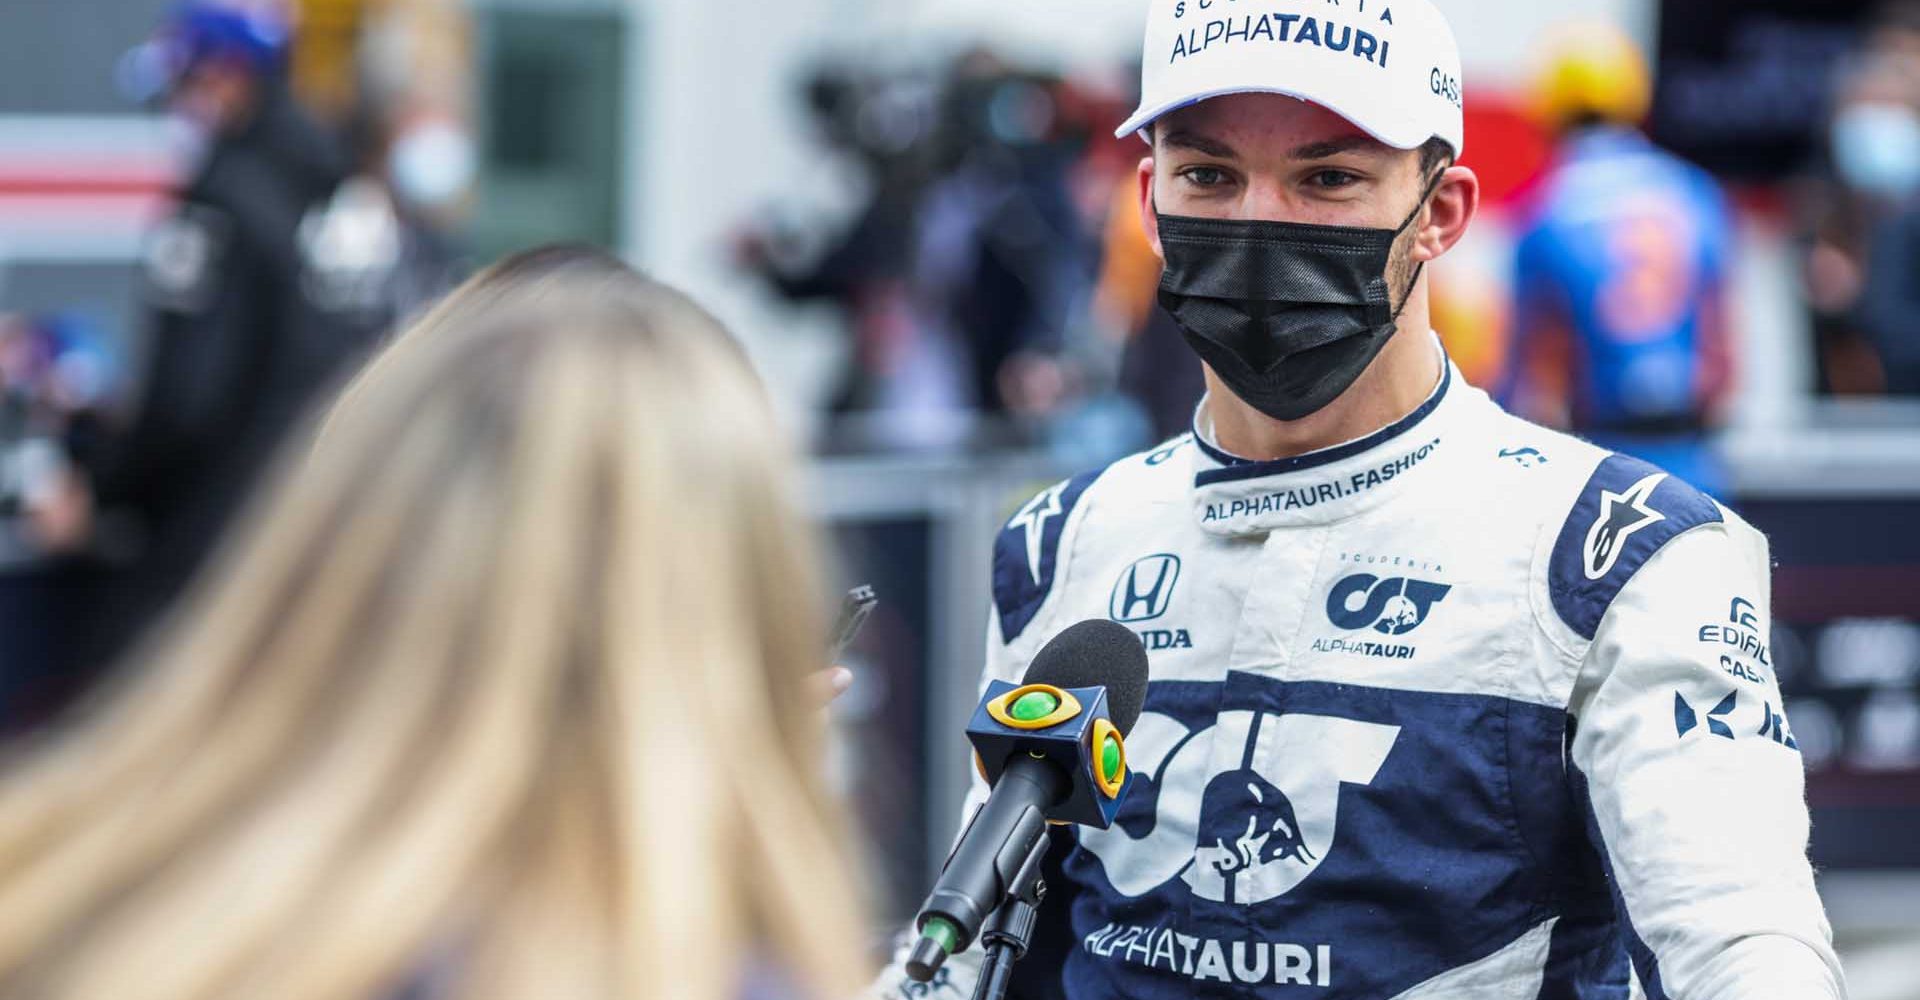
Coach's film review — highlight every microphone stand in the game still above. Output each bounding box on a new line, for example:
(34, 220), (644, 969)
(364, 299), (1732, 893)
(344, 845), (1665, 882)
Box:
(970, 833), (1050, 1000)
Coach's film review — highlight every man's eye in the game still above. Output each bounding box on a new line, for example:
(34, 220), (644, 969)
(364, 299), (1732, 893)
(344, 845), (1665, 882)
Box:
(1182, 167), (1230, 188)
(1310, 169), (1361, 189)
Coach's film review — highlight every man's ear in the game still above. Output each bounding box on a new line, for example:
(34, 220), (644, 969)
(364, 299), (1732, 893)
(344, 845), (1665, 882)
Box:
(1412, 164), (1479, 264)
(1137, 156), (1164, 259)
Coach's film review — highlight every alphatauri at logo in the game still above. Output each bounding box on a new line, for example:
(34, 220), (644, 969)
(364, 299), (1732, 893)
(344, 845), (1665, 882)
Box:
(1325, 574), (1452, 636)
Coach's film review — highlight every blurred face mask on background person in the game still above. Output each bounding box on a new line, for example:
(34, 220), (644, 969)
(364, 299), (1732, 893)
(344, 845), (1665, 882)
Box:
(1832, 101), (1920, 200)
(388, 119), (477, 215)
(1153, 179), (1437, 422)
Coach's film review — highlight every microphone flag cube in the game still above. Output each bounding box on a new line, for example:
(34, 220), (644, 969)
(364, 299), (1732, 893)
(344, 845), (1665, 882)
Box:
(966, 680), (1132, 829)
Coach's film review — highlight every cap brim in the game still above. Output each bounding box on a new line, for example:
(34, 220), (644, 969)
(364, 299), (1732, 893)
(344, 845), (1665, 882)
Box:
(1115, 84), (1433, 151)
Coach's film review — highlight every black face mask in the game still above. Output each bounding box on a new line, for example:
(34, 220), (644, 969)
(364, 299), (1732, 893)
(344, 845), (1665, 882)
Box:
(1156, 186), (1435, 422)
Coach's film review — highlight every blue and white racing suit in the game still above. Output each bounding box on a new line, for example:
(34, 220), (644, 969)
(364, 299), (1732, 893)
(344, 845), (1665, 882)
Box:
(880, 349), (1842, 999)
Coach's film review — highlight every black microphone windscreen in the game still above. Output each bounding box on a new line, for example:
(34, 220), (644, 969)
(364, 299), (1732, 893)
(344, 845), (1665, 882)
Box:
(1020, 619), (1149, 736)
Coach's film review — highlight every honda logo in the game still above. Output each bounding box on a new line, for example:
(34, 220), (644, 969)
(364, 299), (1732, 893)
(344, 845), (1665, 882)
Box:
(1111, 554), (1182, 623)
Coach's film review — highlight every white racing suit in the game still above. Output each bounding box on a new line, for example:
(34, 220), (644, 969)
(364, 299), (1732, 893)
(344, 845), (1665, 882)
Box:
(879, 357), (1843, 999)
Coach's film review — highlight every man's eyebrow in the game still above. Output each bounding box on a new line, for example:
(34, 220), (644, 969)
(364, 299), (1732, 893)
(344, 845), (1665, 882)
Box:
(1291, 135), (1388, 160)
(1159, 129), (1238, 159)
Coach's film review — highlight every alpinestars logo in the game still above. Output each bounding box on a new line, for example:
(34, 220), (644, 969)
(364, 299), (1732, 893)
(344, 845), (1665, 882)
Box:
(1008, 482), (1067, 585)
(1077, 710), (1399, 906)
(1584, 472), (1667, 580)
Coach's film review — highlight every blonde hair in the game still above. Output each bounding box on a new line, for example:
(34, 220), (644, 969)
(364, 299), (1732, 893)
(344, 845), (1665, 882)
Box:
(0, 247), (868, 1000)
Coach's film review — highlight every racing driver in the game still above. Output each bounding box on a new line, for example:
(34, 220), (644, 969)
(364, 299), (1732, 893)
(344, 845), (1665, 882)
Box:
(876, 0), (1845, 997)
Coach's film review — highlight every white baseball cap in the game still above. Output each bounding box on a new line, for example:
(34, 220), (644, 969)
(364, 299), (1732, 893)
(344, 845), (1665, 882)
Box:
(1116, 0), (1465, 156)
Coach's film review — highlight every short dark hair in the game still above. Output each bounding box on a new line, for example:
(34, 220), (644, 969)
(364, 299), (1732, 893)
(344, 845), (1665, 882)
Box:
(1417, 137), (1455, 182)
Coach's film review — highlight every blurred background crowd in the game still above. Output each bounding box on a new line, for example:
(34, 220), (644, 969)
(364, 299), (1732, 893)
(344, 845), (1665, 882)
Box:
(2, 0), (1918, 994)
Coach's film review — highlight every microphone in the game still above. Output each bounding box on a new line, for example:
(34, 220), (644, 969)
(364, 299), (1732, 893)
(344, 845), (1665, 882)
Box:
(904, 619), (1149, 982)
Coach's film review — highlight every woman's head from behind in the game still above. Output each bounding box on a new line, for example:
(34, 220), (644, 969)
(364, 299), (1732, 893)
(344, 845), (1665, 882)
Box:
(0, 247), (865, 1000)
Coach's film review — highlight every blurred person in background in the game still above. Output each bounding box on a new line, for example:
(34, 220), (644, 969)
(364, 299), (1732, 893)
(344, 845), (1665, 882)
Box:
(343, 106), (470, 318)
(1503, 24), (1736, 494)
(1097, 155), (1208, 442)
(738, 62), (948, 432)
(1799, 6), (1920, 396)
(1839, 2), (1920, 395)
(0, 247), (869, 1000)
(741, 52), (1105, 453)
(0, 315), (119, 735)
(98, 0), (396, 667)
(347, 0), (477, 317)
(1087, 59), (1213, 444)
(924, 53), (1097, 427)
